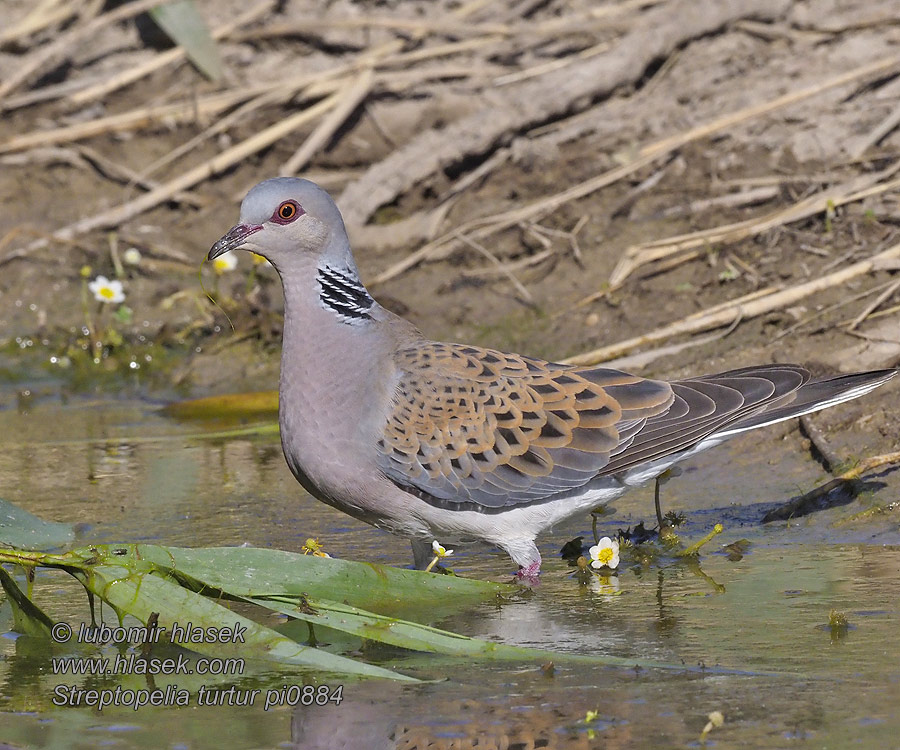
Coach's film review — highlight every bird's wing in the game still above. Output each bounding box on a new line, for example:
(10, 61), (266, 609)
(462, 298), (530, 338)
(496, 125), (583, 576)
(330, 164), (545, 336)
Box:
(375, 342), (674, 508)
(598, 364), (811, 475)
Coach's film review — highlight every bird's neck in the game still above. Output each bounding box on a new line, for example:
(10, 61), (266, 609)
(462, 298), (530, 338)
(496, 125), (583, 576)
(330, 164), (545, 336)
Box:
(275, 252), (394, 459)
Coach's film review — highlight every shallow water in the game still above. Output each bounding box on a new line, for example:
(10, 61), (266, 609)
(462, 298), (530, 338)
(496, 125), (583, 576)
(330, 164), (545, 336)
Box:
(0, 389), (898, 749)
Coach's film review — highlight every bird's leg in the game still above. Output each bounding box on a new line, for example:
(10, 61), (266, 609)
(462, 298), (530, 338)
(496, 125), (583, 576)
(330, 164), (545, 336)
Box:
(654, 475), (665, 530)
(654, 467), (683, 537)
(516, 560), (542, 583)
(410, 538), (434, 570)
(505, 539), (542, 584)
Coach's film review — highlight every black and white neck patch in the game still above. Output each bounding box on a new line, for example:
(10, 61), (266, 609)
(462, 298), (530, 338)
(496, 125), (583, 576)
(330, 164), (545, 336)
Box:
(317, 265), (375, 322)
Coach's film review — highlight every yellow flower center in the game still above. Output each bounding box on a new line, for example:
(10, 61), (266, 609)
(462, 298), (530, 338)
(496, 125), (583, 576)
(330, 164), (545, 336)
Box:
(99, 287), (115, 300)
(595, 547), (614, 565)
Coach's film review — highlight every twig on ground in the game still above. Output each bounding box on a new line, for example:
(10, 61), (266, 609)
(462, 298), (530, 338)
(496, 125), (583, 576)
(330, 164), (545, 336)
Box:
(280, 69), (375, 176)
(846, 278), (900, 331)
(560, 241), (900, 365)
(74, 146), (206, 208)
(455, 232), (534, 304)
(608, 161), (900, 289)
(0, 0), (168, 103)
(601, 313), (743, 371)
(460, 247), (556, 281)
(66, 0), (276, 108)
(657, 185), (780, 218)
(761, 450), (900, 523)
(3, 92), (344, 262)
(0, 0), (80, 49)
(341, 0), (797, 228)
(368, 52), (900, 286)
(799, 416), (842, 474)
(773, 278), (900, 340)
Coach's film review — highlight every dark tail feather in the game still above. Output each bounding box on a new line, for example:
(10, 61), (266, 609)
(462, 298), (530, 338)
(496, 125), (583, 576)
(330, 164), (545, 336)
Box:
(720, 369), (896, 436)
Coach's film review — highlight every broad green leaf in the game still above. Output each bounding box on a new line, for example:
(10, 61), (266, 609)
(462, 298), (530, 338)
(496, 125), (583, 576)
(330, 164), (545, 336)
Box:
(0, 497), (74, 550)
(162, 391), (278, 420)
(0, 543), (737, 677)
(134, 544), (509, 613)
(149, 0), (223, 81)
(82, 564), (416, 681)
(247, 594), (548, 661)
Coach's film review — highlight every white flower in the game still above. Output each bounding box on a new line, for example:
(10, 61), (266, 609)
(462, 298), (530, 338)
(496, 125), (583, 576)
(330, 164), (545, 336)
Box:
(424, 539), (454, 572)
(213, 251), (238, 274)
(588, 537), (619, 570)
(251, 252), (271, 267)
(122, 247), (142, 266)
(88, 276), (125, 304)
(431, 540), (453, 558)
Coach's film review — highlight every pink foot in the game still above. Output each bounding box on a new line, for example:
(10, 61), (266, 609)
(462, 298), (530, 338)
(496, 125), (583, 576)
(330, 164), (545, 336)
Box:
(515, 560), (541, 585)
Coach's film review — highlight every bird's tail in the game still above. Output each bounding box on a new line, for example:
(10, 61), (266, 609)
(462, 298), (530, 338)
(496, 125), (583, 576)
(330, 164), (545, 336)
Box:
(717, 368), (896, 438)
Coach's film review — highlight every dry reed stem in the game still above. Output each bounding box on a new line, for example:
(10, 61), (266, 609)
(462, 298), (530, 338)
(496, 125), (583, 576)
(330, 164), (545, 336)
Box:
(0, 0), (78, 48)
(74, 145), (206, 208)
(640, 54), (900, 162)
(369, 150), (661, 286)
(370, 52), (900, 287)
(0, 33), (497, 154)
(280, 69), (375, 176)
(66, 0), (276, 108)
(342, 0), (794, 227)
(0, 89), (252, 153)
(0, 0), (169, 103)
(455, 233), (534, 303)
(609, 163), (900, 287)
(232, 7), (638, 42)
(493, 41), (611, 87)
(461, 247), (556, 280)
(849, 97), (900, 159)
(773, 278), (898, 341)
(3, 93), (344, 263)
(561, 241), (900, 366)
(846, 279), (900, 331)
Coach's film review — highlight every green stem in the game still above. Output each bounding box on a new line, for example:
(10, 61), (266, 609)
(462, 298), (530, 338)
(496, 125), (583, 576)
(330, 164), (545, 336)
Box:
(676, 524), (724, 557)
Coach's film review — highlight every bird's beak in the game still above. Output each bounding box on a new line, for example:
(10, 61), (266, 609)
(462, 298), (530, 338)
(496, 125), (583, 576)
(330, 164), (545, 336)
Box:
(207, 223), (262, 261)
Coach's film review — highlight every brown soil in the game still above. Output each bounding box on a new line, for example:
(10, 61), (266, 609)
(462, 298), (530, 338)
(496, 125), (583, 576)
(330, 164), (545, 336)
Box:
(0, 0), (898, 465)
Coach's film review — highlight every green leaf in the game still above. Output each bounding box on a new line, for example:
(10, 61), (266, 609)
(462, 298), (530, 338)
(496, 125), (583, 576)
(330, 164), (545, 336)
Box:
(0, 566), (53, 638)
(0, 497), (75, 550)
(162, 391), (278, 420)
(135, 544), (508, 614)
(246, 594), (546, 661)
(113, 305), (133, 325)
(149, 0), (223, 81)
(82, 564), (416, 681)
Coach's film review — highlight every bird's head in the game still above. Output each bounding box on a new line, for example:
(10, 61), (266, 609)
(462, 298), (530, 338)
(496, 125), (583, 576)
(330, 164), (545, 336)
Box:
(208, 177), (350, 271)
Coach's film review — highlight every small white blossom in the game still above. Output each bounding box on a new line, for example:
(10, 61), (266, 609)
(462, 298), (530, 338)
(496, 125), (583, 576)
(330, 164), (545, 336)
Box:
(122, 247), (142, 266)
(213, 251), (238, 274)
(88, 276), (125, 304)
(432, 540), (453, 558)
(424, 539), (454, 572)
(588, 537), (619, 570)
(251, 252), (271, 267)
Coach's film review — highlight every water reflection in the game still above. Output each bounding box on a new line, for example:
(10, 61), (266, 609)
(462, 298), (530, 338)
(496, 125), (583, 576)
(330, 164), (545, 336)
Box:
(0, 399), (898, 749)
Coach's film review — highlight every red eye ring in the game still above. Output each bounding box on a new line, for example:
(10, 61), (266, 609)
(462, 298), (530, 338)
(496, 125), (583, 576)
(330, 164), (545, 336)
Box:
(272, 200), (303, 224)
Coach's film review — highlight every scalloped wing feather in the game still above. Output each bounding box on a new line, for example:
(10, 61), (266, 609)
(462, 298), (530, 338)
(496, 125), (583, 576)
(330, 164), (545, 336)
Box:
(375, 342), (674, 508)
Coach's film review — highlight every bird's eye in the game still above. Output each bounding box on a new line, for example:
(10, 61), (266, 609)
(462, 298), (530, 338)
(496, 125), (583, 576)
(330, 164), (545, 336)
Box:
(272, 200), (303, 224)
